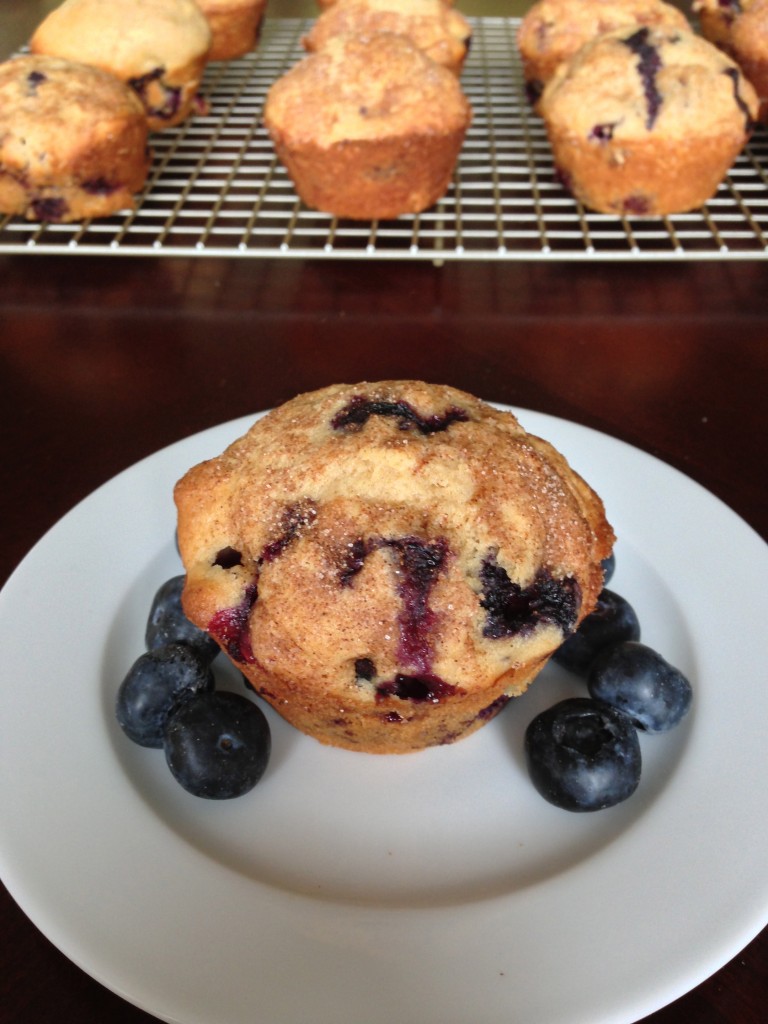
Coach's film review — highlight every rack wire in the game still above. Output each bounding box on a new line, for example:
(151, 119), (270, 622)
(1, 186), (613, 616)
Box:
(2, 16), (768, 260)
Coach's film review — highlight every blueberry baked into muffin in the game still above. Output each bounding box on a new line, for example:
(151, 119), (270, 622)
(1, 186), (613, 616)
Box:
(517, 0), (690, 109)
(302, 0), (473, 76)
(694, 0), (768, 121)
(0, 55), (151, 222)
(30, 0), (212, 131)
(539, 26), (758, 215)
(174, 381), (614, 754)
(263, 33), (471, 220)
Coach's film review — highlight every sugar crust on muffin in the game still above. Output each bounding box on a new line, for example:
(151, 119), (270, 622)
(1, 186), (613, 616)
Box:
(539, 26), (758, 215)
(302, 0), (473, 76)
(694, 0), (768, 121)
(0, 54), (151, 222)
(517, 0), (690, 107)
(174, 381), (614, 754)
(263, 33), (471, 220)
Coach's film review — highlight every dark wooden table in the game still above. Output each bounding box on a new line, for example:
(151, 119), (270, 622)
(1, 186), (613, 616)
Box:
(2, 253), (767, 1024)
(1, 3), (767, 1023)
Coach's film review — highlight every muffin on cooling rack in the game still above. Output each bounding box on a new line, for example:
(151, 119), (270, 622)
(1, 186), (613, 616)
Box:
(0, 55), (151, 222)
(263, 33), (471, 220)
(30, 0), (211, 131)
(196, 0), (268, 62)
(175, 381), (614, 754)
(302, 0), (472, 76)
(694, 0), (768, 122)
(517, 0), (690, 108)
(540, 26), (758, 215)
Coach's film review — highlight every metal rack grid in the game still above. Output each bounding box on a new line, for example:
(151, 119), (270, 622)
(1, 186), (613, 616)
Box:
(2, 16), (768, 260)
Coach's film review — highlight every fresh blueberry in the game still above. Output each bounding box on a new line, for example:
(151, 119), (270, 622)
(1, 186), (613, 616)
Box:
(525, 697), (641, 812)
(116, 643), (215, 748)
(552, 588), (641, 676)
(601, 551), (616, 585)
(588, 641), (693, 733)
(163, 691), (271, 799)
(145, 575), (220, 663)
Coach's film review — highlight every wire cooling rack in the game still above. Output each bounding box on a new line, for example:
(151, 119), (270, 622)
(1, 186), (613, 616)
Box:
(2, 16), (768, 260)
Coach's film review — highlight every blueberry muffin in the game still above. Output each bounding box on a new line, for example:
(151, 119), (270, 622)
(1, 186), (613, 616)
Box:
(174, 381), (614, 754)
(0, 55), (151, 222)
(540, 26), (758, 215)
(263, 33), (471, 220)
(196, 0), (268, 62)
(30, 0), (212, 131)
(518, 0), (690, 108)
(694, 0), (768, 121)
(302, 0), (472, 76)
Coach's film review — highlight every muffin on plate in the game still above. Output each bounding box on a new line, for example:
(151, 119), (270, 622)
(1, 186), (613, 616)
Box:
(0, 54), (151, 222)
(30, 0), (212, 130)
(174, 381), (614, 754)
(196, 0), (268, 61)
(263, 33), (471, 220)
(540, 26), (758, 215)
(517, 0), (690, 107)
(302, 0), (472, 76)
(694, 0), (768, 121)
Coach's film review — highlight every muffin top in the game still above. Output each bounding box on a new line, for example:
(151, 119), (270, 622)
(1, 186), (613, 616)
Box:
(518, 0), (690, 81)
(174, 381), (613, 696)
(197, 0), (263, 10)
(730, 0), (768, 57)
(0, 54), (147, 167)
(30, 0), (212, 78)
(540, 26), (758, 140)
(302, 0), (472, 72)
(264, 34), (471, 146)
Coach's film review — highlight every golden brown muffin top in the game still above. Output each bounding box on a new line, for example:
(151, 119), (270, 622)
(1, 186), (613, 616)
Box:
(30, 0), (212, 78)
(175, 381), (613, 665)
(540, 26), (758, 139)
(303, 0), (472, 72)
(730, 0), (768, 57)
(264, 34), (471, 146)
(518, 0), (690, 80)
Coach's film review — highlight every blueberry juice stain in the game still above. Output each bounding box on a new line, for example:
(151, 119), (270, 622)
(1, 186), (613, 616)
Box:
(208, 583), (258, 663)
(376, 538), (460, 704)
(389, 537), (447, 673)
(341, 534), (460, 705)
(206, 501), (317, 663)
(331, 395), (469, 435)
(622, 27), (663, 130)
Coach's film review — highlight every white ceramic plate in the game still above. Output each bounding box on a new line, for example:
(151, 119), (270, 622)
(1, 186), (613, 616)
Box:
(1, 408), (767, 1024)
